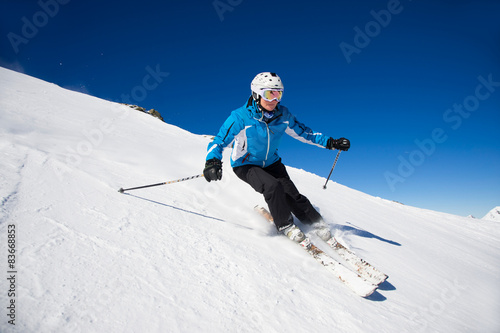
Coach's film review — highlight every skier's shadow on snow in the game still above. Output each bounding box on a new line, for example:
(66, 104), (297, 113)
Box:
(336, 222), (401, 247)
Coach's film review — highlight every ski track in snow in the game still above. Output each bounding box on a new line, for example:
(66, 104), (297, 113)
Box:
(0, 67), (499, 333)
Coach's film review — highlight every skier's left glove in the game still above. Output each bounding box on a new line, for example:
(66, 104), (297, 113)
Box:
(327, 137), (350, 151)
(203, 158), (222, 182)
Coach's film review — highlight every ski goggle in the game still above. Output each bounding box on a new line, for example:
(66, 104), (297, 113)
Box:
(260, 89), (283, 102)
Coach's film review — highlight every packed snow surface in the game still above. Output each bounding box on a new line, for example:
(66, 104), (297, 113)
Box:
(1, 67), (499, 332)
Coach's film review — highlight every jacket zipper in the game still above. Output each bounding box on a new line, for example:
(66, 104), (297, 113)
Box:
(264, 123), (270, 167)
(255, 110), (278, 168)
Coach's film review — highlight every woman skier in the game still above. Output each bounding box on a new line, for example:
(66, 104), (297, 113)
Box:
(203, 72), (350, 243)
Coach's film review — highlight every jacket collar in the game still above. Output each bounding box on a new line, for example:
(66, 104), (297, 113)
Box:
(245, 96), (281, 121)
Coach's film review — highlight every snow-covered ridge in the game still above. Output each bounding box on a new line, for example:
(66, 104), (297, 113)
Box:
(483, 206), (500, 222)
(1, 67), (499, 332)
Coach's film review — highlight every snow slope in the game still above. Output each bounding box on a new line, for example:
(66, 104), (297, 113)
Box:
(1, 66), (499, 333)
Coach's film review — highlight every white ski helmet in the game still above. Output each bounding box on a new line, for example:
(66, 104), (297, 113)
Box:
(251, 72), (284, 101)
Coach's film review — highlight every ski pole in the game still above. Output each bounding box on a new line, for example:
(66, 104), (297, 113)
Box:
(323, 150), (341, 190)
(118, 174), (204, 193)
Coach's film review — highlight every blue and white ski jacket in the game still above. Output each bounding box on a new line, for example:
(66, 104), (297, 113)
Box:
(206, 97), (330, 168)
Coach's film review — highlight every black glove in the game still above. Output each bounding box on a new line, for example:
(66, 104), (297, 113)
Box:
(203, 158), (222, 182)
(327, 137), (350, 151)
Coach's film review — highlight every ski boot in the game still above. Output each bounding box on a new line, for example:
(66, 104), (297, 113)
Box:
(312, 221), (331, 241)
(282, 224), (306, 243)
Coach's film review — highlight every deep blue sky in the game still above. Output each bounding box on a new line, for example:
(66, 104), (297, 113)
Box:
(1, 0), (499, 218)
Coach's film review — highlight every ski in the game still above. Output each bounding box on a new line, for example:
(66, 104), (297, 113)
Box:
(254, 205), (377, 297)
(324, 236), (388, 285)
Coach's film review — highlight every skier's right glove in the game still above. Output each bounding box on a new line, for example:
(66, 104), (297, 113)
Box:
(327, 137), (350, 151)
(203, 158), (222, 182)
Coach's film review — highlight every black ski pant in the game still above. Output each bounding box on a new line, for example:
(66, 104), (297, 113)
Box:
(233, 160), (322, 231)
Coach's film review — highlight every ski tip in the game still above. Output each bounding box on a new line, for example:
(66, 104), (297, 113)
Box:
(362, 288), (377, 298)
(118, 188), (124, 193)
(379, 274), (389, 285)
